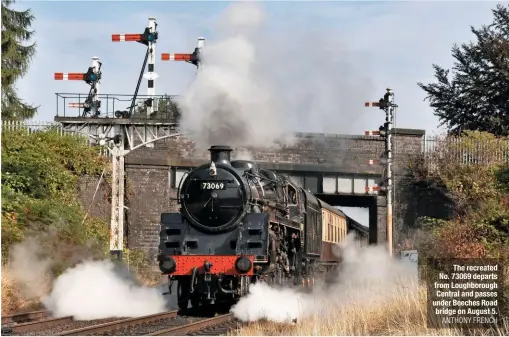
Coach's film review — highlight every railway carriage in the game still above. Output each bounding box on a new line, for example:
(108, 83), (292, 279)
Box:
(158, 145), (369, 309)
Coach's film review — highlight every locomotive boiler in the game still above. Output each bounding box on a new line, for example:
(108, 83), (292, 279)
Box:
(158, 145), (369, 309)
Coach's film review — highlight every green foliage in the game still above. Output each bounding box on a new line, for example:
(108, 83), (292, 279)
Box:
(418, 4), (509, 136)
(157, 94), (181, 121)
(133, 95), (182, 121)
(411, 131), (509, 260)
(1, 129), (110, 269)
(1, 0), (38, 120)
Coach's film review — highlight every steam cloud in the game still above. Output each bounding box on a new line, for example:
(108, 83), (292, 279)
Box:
(5, 237), (54, 300)
(232, 148), (254, 161)
(180, 1), (373, 150)
(230, 234), (418, 323)
(42, 260), (169, 320)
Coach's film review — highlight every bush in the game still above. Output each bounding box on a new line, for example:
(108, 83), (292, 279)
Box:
(1, 128), (110, 275)
(410, 131), (509, 260)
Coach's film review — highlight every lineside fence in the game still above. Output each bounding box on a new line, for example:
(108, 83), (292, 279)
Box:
(2, 120), (509, 165)
(424, 135), (509, 165)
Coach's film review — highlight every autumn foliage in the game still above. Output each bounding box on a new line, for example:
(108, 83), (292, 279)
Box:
(410, 131), (509, 260)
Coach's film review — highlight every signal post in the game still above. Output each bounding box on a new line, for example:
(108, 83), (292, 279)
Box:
(112, 17), (159, 117)
(364, 88), (397, 256)
(160, 37), (205, 70)
(54, 57), (102, 117)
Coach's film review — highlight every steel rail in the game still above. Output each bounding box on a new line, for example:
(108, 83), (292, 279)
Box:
(149, 313), (234, 336)
(56, 310), (179, 336)
(8, 316), (74, 334)
(2, 310), (51, 324)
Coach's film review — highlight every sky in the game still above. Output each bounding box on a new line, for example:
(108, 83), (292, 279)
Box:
(12, 0), (506, 228)
(14, 0), (507, 137)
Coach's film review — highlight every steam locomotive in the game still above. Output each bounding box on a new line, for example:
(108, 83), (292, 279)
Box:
(158, 145), (369, 309)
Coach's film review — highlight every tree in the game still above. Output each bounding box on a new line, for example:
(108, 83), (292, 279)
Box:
(1, 0), (38, 120)
(157, 94), (182, 122)
(418, 4), (509, 136)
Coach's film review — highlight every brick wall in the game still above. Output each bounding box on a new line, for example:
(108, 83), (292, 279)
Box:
(78, 128), (426, 266)
(77, 175), (111, 222)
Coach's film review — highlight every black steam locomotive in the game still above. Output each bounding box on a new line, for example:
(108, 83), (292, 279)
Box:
(158, 145), (369, 309)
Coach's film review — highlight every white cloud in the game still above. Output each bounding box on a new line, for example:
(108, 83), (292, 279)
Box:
(15, 0), (507, 136)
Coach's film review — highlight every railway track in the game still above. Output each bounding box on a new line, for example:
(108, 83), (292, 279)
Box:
(149, 313), (239, 336)
(2, 315), (127, 336)
(57, 310), (239, 336)
(1, 310), (51, 325)
(2, 309), (241, 336)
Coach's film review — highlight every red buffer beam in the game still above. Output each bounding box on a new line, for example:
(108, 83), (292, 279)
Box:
(54, 73), (85, 81)
(112, 34), (142, 42)
(161, 53), (192, 61)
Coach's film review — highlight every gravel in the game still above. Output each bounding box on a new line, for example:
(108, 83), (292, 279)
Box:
(188, 320), (242, 336)
(14, 317), (128, 336)
(102, 315), (204, 336)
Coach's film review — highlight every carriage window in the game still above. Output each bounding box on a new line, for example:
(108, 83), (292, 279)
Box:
(288, 185), (297, 205)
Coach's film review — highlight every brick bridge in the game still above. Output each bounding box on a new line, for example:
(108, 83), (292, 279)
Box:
(80, 127), (429, 267)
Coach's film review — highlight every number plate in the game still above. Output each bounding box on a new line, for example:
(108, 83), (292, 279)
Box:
(200, 181), (227, 190)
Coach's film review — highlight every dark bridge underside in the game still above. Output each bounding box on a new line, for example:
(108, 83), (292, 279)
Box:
(315, 194), (377, 245)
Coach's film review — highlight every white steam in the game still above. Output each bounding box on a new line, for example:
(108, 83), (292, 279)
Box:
(5, 237), (54, 299)
(232, 148), (254, 161)
(180, 2), (373, 150)
(230, 234), (417, 323)
(42, 260), (168, 320)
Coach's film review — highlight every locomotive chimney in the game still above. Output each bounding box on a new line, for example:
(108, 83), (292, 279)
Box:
(209, 145), (233, 165)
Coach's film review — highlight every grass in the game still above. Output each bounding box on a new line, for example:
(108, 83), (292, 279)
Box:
(230, 285), (509, 336)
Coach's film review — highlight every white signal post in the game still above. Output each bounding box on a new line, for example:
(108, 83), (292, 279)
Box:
(54, 56), (102, 117)
(112, 17), (159, 117)
(144, 17), (157, 116)
(91, 56), (101, 116)
(364, 88), (397, 257)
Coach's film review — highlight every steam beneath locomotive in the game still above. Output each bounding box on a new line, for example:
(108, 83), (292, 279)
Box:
(230, 235), (418, 323)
